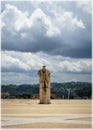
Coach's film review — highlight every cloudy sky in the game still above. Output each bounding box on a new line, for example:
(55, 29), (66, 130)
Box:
(1, 0), (92, 85)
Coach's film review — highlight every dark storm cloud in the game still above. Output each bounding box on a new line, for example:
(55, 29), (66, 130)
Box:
(2, 27), (61, 52)
(2, 25), (91, 58)
(1, 1), (92, 58)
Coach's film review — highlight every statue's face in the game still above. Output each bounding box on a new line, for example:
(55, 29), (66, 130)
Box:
(42, 66), (46, 69)
(42, 66), (46, 72)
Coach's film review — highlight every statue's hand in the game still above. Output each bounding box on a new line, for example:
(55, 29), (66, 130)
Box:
(44, 87), (47, 92)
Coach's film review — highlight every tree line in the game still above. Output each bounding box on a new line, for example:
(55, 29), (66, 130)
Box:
(1, 82), (92, 99)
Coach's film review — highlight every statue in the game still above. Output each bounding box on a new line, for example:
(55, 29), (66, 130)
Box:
(38, 66), (51, 104)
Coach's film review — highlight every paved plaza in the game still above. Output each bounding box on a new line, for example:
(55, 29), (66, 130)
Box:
(1, 99), (92, 128)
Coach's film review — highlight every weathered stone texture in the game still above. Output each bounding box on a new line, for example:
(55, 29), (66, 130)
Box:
(38, 66), (51, 104)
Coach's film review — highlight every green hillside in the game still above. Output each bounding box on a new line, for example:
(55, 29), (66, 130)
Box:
(1, 82), (92, 99)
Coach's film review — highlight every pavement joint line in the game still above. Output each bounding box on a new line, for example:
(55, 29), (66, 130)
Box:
(3, 107), (92, 110)
(2, 114), (91, 116)
(1, 114), (91, 126)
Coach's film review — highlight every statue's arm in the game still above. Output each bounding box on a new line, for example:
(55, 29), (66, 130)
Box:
(38, 70), (41, 77)
(48, 70), (50, 77)
(46, 70), (50, 83)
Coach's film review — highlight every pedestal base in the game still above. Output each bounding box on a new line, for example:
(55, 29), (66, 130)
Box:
(39, 102), (51, 104)
(39, 84), (51, 105)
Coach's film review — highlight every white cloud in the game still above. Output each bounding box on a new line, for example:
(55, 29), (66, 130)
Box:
(58, 59), (91, 73)
(2, 3), (85, 38)
(2, 4), (27, 31)
(2, 52), (30, 71)
(1, 4), (60, 37)
(76, 1), (92, 14)
(2, 51), (91, 74)
(29, 8), (60, 37)
(1, 51), (91, 84)
(52, 10), (85, 30)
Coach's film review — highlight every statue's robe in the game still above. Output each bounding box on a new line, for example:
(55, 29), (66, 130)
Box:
(38, 68), (51, 104)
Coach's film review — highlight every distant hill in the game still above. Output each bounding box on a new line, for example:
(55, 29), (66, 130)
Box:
(1, 82), (92, 99)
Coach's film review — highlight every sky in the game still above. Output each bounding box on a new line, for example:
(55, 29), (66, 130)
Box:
(1, 0), (92, 85)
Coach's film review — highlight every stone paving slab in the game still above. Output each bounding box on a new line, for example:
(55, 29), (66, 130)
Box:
(1, 114), (92, 126)
(1, 99), (92, 128)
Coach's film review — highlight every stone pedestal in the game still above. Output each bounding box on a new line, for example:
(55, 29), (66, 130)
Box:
(39, 84), (51, 104)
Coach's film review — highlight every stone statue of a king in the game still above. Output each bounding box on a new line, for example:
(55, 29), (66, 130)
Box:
(38, 66), (51, 104)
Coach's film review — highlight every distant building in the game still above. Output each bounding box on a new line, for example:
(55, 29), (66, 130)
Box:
(82, 96), (89, 99)
(73, 96), (81, 99)
(32, 94), (39, 99)
(1, 92), (10, 99)
(51, 93), (57, 99)
(72, 92), (81, 99)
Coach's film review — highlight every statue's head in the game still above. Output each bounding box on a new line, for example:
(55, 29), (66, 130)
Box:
(42, 66), (46, 68)
(42, 66), (46, 71)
